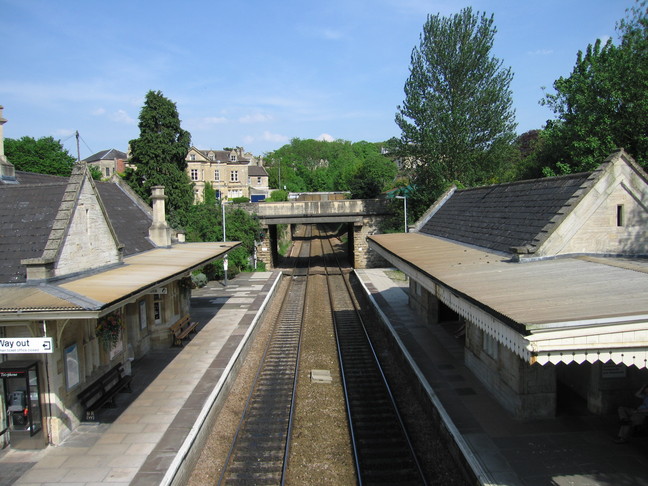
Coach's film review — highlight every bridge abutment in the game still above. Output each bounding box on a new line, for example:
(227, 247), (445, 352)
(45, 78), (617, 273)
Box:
(244, 199), (394, 269)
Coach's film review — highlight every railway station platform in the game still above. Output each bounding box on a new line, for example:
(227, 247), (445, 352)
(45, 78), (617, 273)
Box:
(355, 268), (648, 486)
(2, 268), (647, 486)
(0, 271), (282, 486)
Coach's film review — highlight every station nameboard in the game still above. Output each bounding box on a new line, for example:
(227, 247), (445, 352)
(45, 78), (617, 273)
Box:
(0, 338), (53, 354)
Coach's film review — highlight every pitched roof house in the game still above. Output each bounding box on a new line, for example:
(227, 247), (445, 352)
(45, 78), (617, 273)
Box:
(186, 146), (269, 201)
(82, 148), (127, 179)
(0, 111), (239, 448)
(368, 149), (648, 420)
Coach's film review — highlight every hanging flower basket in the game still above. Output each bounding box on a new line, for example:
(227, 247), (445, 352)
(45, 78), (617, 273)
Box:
(178, 276), (194, 290)
(96, 311), (123, 350)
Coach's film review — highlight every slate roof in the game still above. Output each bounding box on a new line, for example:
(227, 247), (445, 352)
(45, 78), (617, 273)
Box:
(82, 149), (127, 163)
(190, 148), (251, 165)
(0, 169), (154, 284)
(248, 166), (268, 177)
(95, 181), (154, 256)
(419, 172), (592, 254)
(0, 182), (67, 283)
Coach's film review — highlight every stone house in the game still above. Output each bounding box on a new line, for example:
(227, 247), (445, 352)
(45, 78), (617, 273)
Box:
(0, 113), (239, 448)
(82, 148), (127, 179)
(186, 146), (268, 202)
(368, 149), (648, 420)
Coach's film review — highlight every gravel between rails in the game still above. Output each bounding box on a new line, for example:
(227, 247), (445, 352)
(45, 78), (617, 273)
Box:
(285, 273), (356, 485)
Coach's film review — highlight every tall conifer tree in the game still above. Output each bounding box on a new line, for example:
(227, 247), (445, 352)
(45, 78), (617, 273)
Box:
(125, 90), (193, 214)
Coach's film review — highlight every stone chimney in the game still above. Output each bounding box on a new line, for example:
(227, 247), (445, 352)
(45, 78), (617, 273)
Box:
(148, 186), (172, 247)
(0, 106), (16, 182)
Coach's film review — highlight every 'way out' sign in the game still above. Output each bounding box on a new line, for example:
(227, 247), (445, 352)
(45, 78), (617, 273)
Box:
(0, 338), (53, 354)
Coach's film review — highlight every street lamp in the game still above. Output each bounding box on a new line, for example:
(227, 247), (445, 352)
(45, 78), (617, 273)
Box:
(222, 201), (228, 286)
(395, 195), (408, 233)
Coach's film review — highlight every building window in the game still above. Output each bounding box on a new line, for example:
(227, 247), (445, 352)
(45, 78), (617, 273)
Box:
(208, 153), (214, 161)
(191, 169), (199, 181)
(257, 177), (262, 185)
(189, 154), (196, 161)
(105, 167), (111, 177)
(214, 170), (220, 181)
(229, 154), (236, 162)
(230, 170), (239, 182)
(483, 332), (498, 360)
(617, 204), (624, 227)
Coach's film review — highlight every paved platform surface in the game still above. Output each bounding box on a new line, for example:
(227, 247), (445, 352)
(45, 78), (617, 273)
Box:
(1, 268), (647, 485)
(0, 271), (280, 486)
(356, 268), (648, 486)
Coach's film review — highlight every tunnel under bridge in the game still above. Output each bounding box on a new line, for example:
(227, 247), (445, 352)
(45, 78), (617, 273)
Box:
(241, 199), (393, 269)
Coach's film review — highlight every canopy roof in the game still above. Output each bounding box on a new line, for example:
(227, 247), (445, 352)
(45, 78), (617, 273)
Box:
(369, 233), (648, 367)
(0, 242), (240, 319)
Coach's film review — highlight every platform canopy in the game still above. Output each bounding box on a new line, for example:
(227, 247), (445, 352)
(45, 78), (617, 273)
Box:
(369, 233), (648, 368)
(0, 242), (240, 320)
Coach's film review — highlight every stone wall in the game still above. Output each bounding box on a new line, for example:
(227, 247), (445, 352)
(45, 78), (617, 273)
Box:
(539, 156), (648, 257)
(56, 178), (121, 276)
(465, 324), (556, 420)
(353, 216), (390, 268)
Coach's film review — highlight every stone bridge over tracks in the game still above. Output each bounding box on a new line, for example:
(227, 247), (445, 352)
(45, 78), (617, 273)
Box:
(240, 199), (393, 268)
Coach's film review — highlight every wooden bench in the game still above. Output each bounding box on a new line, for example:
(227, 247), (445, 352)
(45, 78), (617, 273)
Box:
(78, 363), (132, 421)
(170, 314), (199, 347)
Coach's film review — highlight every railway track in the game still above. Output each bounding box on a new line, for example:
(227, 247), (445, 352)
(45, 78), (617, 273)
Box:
(320, 229), (428, 485)
(217, 237), (310, 485)
(217, 224), (427, 485)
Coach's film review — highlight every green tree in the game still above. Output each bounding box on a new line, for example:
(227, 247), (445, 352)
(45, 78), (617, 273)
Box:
(5, 136), (76, 175)
(540, 1), (648, 173)
(264, 138), (394, 194)
(267, 189), (288, 201)
(124, 90), (193, 214)
(175, 200), (262, 279)
(349, 153), (398, 198)
(395, 7), (516, 215)
(203, 181), (217, 206)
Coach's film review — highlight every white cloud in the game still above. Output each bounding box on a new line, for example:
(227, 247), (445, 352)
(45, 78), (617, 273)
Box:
(110, 109), (136, 125)
(91, 107), (106, 116)
(202, 116), (228, 124)
(298, 24), (345, 41)
(239, 113), (273, 124)
(262, 131), (290, 143)
(317, 133), (335, 142)
(527, 49), (554, 56)
(320, 28), (344, 40)
(53, 128), (76, 138)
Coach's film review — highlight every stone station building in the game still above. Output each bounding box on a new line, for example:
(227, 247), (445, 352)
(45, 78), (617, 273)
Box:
(0, 114), (239, 450)
(369, 150), (648, 420)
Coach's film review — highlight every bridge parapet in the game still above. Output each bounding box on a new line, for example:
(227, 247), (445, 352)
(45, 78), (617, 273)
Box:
(241, 199), (390, 225)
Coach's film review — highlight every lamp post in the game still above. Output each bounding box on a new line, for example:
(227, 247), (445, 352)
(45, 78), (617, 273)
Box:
(222, 201), (228, 286)
(395, 195), (408, 233)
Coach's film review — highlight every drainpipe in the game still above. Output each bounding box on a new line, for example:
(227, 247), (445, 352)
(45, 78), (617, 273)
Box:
(42, 321), (53, 445)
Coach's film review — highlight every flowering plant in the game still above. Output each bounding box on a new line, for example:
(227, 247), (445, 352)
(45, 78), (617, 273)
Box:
(178, 277), (194, 289)
(96, 311), (123, 349)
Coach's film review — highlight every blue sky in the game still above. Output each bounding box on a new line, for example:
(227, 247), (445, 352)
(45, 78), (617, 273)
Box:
(0, 0), (635, 159)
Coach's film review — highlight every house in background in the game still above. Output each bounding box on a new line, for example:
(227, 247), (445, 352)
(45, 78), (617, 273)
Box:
(186, 146), (269, 202)
(0, 110), (239, 449)
(82, 148), (127, 179)
(248, 165), (270, 202)
(369, 149), (648, 420)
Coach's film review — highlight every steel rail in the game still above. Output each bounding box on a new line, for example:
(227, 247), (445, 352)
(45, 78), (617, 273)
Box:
(217, 237), (310, 485)
(320, 227), (428, 485)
